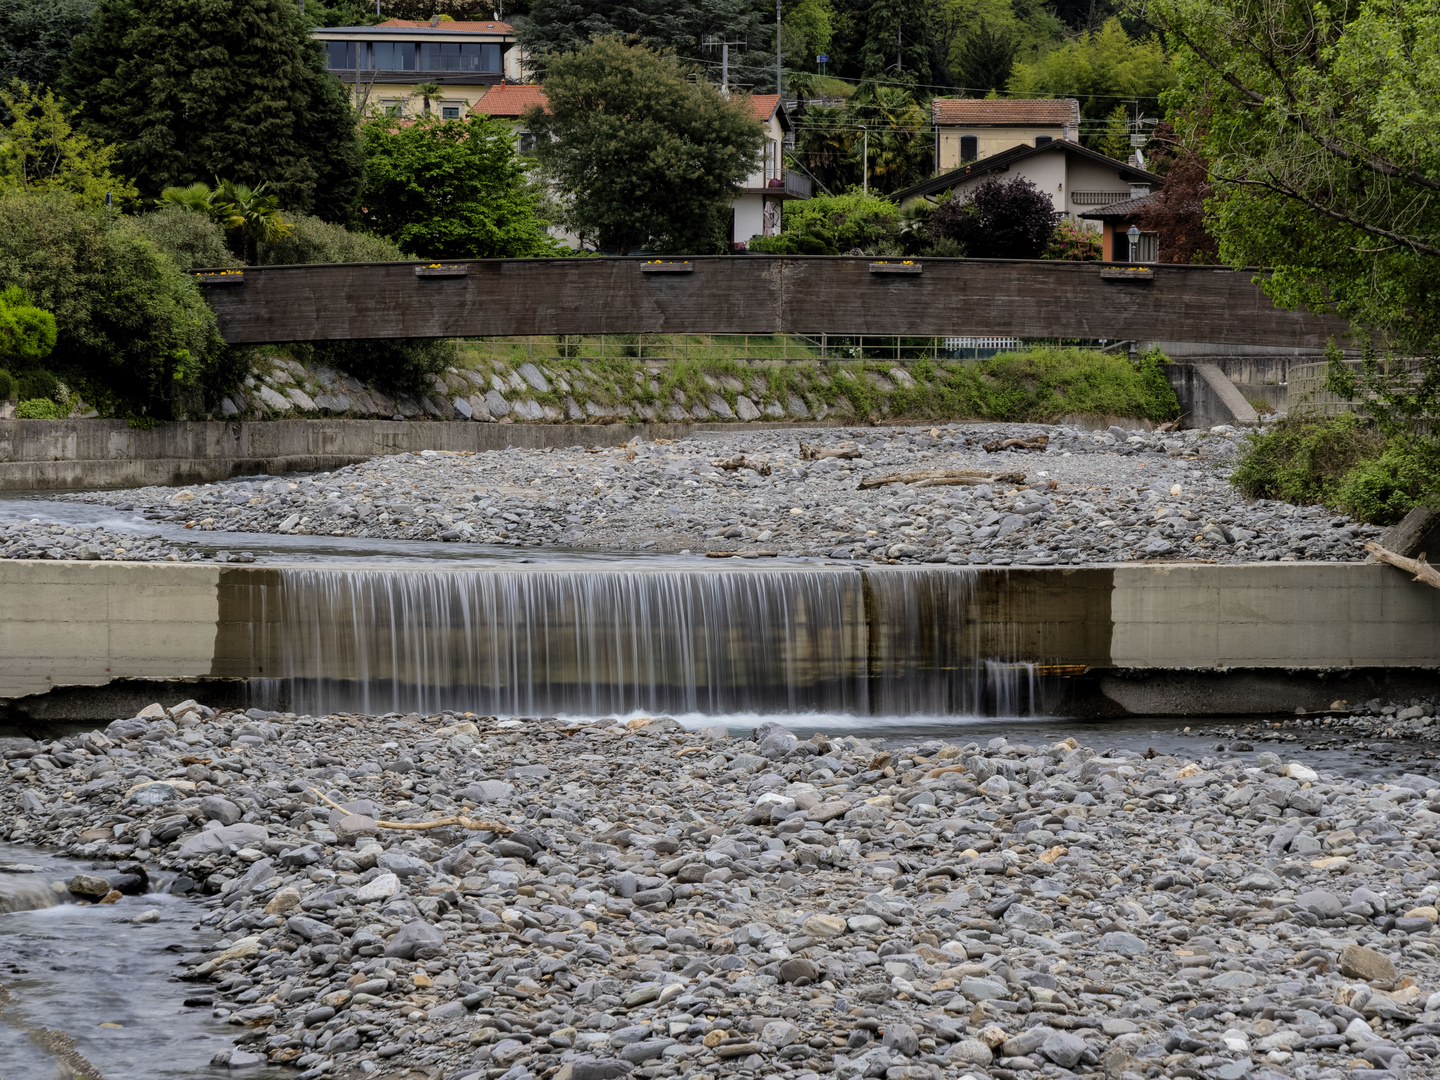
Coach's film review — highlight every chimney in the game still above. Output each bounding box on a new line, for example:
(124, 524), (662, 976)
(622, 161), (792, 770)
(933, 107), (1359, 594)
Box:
(430, 14), (441, 26)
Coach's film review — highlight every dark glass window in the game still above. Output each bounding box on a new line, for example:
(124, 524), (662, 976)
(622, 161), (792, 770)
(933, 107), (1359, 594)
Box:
(421, 41), (462, 70)
(459, 43), (481, 71)
(371, 42), (415, 70)
(960, 135), (977, 162)
(481, 43), (501, 72)
(441, 105), (461, 120)
(327, 41), (356, 69)
(1034, 135), (1053, 146)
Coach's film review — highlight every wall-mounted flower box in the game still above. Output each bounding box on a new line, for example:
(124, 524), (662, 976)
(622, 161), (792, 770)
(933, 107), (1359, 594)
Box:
(415, 264), (469, 278)
(195, 271), (245, 286)
(1100, 267), (1154, 282)
(640, 261), (694, 274)
(869, 261), (921, 274)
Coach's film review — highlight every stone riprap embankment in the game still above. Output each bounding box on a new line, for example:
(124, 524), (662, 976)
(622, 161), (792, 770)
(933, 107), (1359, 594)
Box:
(3, 703), (1440, 1079)
(59, 423), (1381, 565)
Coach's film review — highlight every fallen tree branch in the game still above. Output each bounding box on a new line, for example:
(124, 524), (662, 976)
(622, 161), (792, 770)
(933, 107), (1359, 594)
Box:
(1365, 542), (1440, 590)
(711, 455), (771, 476)
(983, 436), (1049, 453)
(858, 469), (1024, 490)
(308, 786), (514, 834)
(799, 442), (861, 461)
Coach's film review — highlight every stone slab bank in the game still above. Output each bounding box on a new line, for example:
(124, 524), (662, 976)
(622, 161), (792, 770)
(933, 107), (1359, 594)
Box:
(2, 560), (1437, 720)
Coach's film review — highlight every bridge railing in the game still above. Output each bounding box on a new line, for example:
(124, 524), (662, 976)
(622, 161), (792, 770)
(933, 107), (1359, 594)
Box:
(457, 333), (1114, 366)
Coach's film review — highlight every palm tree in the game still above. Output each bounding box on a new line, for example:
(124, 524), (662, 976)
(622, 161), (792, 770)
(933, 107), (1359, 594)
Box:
(158, 181), (217, 214)
(213, 179), (291, 264)
(412, 82), (442, 116)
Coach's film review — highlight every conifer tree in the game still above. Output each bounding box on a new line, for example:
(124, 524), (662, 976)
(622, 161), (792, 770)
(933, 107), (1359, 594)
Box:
(860, 0), (934, 87)
(62, 0), (361, 222)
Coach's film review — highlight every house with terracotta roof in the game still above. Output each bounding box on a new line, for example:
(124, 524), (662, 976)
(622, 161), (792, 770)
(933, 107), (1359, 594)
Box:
(312, 18), (522, 119)
(470, 82), (547, 153)
(892, 139), (1162, 230)
(931, 98), (1080, 170)
(733, 95), (810, 249)
(1078, 191), (1164, 262)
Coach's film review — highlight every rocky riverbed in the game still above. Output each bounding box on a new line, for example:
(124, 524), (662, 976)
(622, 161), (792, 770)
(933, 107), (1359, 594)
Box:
(3, 702), (1440, 1079)
(45, 422), (1381, 565)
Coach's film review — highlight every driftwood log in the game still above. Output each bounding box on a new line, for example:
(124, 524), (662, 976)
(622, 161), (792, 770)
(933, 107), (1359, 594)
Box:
(858, 469), (1025, 490)
(711, 455), (772, 476)
(308, 786), (514, 834)
(799, 442), (861, 461)
(1366, 541), (1440, 590)
(982, 436), (1049, 453)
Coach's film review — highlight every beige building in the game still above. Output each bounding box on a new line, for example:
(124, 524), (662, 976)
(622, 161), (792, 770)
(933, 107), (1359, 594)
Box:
(931, 98), (1080, 171)
(312, 19), (523, 119)
(893, 139), (1161, 228)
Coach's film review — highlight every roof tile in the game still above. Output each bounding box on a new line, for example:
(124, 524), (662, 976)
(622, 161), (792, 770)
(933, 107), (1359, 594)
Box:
(472, 83), (547, 118)
(932, 98), (1080, 126)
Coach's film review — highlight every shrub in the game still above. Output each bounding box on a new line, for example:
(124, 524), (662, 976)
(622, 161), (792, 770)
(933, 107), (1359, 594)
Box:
(745, 234), (832, 255)
(259, 213), (406, 265)
(1231, 414), (1385, 507)
(0, 369), (15, 400)
(776, 192), (901, 255)
(134, 205), (239, 272)
(16, 368), (60, 403)
(0, 285), (58, 368)
(1334, 438), (1440, 525)
(0, 190), (224, 418)
(1044, 219), (1102, 261)
(931, 175), (1060, 259)
(16, 397), (61, 418)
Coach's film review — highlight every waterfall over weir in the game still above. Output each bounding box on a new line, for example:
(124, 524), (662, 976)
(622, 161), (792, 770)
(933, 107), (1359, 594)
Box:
(235, 566), (1048, 718)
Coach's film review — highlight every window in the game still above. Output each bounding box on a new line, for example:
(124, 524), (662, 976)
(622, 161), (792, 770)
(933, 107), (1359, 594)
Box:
(517, 129), (535, 154)
(421, 41), (462, 70)
(441, 105), (461, 120)
(371, 41), (415, 70)
(960, 135), (977, 162)
(481, 43), (502, 72)
(327, 41), (356, 69)
(1034, 135), (1052, 146)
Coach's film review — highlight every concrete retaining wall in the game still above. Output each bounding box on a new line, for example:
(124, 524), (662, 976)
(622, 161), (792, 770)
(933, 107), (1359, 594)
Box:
(2, 560), (1436, 718)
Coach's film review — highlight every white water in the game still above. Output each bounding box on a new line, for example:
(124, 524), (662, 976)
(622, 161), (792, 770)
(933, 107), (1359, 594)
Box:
(241, 566), (1051, 719)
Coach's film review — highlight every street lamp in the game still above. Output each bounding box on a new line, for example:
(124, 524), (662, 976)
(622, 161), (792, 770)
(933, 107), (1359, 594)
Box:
(859, 124), (868, 195)
(1126, 225), (1140, 263)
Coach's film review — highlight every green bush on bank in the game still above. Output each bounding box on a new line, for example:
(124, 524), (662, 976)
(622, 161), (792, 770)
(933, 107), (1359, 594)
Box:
(1231, 414), (1439, 524)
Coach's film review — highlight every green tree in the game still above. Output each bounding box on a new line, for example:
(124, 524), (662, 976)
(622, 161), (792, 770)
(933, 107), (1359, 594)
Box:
(951, 20), (1018, 94)
(849, 85), (931, 193)
(752, 190), (900, 253)
(362, 113), (559, 259)
(525, 38), (763, 254)
(1095, 103), (1130, 160)
(521, 0), (773, 87)
(1140, 0), (1440, 433)
(861, 0), (935, 85)
(783, 0), (835, 72)
(160, 177), (293, 263)
(62, 0), (362, 222)
(411, 81), (442, 116)
(0, 188), (224, 416)
(1007, 18), (1173, 148)
(0, 82), (137, 207)
(0, 0), (94, 98)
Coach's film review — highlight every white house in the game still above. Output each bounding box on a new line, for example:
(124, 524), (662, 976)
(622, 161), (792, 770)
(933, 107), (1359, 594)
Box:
(892, 139), (1162, 227)
(732, 94), (811, 249)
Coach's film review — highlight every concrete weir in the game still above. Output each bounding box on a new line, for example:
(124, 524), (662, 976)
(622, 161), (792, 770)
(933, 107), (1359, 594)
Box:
(2, 560), (1437, 720)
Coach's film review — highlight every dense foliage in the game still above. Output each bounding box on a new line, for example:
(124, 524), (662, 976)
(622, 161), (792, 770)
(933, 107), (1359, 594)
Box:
(1007, 18), (1173, 155)
(63, 0), (362, 221)
(748, 191), (901, 254)
(791, 86), (931, 195)
(0, 189), (225, 417)
(1145, 0), (1440, 443)
(361, 114), (559, 259)
(0, 284), (56, 370)
(930, 174), (1059, 258)
(0, 0), (94, 100)
(1232, 414), (1439, 525)
(1043, 218), (1101, 260)
(0, 83), (136, 207)
(526, 38), (763, 254)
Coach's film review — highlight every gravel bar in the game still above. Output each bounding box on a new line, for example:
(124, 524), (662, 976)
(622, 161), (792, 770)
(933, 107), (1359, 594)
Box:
(45, 422), (1383, 565)
(3, 702), (1440, 1079)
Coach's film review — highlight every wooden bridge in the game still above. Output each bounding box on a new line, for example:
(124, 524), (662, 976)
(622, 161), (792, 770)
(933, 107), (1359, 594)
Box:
(197, 256), (1350, 348)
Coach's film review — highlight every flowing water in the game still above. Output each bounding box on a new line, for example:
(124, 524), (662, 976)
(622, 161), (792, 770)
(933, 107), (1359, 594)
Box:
(0, 843), (287, 1080)
(235, 566), (1051, 719)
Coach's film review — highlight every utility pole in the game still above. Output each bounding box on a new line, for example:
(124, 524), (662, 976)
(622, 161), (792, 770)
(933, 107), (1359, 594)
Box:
(860, 125), (868, 194)
(722, 43), (729, 94)
(897, 26), (901, 72)
(776, 0), (782, 97)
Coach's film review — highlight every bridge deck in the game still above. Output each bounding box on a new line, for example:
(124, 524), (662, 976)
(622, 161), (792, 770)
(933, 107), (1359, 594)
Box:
(198, 256), (1350, 348)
